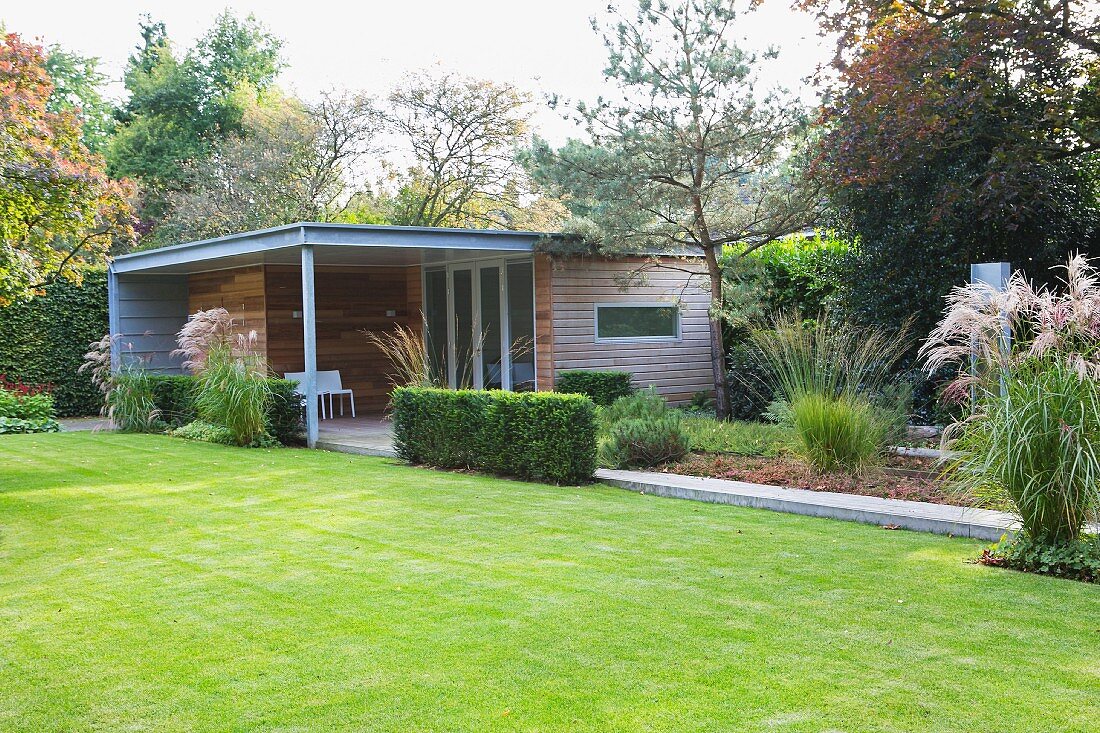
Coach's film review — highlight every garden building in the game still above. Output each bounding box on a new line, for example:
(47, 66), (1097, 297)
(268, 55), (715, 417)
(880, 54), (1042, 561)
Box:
(108, 223), (714, 445)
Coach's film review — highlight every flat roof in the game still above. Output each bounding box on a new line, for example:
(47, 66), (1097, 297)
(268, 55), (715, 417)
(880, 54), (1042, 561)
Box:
(111, 222), (560, 275)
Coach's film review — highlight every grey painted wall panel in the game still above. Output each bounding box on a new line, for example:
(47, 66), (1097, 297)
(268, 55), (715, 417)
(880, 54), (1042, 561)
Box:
(114, 274), (189, 374)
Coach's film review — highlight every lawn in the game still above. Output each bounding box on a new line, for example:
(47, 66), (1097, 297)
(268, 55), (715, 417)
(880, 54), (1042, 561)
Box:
(1, 434), (1098, 732)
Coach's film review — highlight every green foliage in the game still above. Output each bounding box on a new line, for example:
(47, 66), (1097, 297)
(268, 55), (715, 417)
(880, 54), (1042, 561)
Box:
(0, 271), (108, 416)
(139, 374), (300, 445)
(392, 388), (597, 485)
(749, 313), (910, 472)
(787, 392), (890, 473)
(266, 378), (305, 446)
(944, 359), (1100, 543)
(192, 344), (273, 447)
(679, 416), (793, 457)
(108, 12), (284, 230)
(980, 532), (1100, 584)
(43, 45), (115, 154)
(109, 369), (162, 433)
(602, 414), (689, 469)
(600, 388), (669, 425)
(556, 370), (635, 407)
(146, 375), (197, 427)
(0, 387), (55, 421)
(726, 341), (773, 422)
(0, 417), (60, 434)
(170, 420), (236, 445)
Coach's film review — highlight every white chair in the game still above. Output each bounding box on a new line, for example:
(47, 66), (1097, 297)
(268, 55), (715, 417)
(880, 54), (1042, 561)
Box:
(284, 371), (332, 420)
(316, 370), (355, 418)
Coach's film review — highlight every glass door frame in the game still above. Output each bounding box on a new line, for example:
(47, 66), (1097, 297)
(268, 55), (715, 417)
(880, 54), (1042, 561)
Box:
(425, 255), (534, 391)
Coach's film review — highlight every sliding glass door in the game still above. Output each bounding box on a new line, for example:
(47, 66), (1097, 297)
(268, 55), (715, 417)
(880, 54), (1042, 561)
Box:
(424, 258), (535, 391)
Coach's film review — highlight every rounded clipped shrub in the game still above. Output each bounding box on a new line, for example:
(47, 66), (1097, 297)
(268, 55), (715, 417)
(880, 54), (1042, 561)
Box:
(556, 370), (635, 406)
(602, 414), (689, 468)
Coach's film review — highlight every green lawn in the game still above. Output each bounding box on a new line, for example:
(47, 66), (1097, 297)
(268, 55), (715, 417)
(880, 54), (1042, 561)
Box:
(1, 434), (1098, 732)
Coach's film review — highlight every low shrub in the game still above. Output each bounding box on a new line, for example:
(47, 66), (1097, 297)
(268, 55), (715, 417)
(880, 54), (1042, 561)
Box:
(146, 375), (197, 427)
(392, 388), (597, 484)
(266, 379), (305, 446)
(602, 414), (689, 468)
(556, 370), (635, 406)
(601, 388), (668, 425)
(0, 387), (55, 421)
(171, 420), (236, 445)
(679, 415), (793, 457)
(0, 417), (60, 434)
(980, 533), (1100, 583)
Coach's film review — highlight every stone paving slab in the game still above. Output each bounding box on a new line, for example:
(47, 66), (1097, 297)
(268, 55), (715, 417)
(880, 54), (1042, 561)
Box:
(597, 468), (1020, 541)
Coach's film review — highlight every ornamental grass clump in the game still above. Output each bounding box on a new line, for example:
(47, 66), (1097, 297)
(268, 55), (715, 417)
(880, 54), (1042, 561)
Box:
(173, 308), (273, 447)
(921, 254), (1100, 548)
(749, 312), (909, 473)
(79, 334), (161, 432)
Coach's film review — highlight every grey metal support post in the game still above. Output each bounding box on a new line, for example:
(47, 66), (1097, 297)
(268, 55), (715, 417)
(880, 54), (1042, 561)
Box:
(107, 263), (121, 371)
(301, 243), (319, 448)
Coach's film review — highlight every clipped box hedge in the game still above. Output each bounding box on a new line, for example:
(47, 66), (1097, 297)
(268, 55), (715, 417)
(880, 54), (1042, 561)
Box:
(555, 370), (635, 406)
(392, 387), (597, 485)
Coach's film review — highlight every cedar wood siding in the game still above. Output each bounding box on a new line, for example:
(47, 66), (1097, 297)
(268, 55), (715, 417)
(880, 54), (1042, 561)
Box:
(264, 265), (421, 414)
(185, 264), (422, 414)
(545, 255), (713, 403)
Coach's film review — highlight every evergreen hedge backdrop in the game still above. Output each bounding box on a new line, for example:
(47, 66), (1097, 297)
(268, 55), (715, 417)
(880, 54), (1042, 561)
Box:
(0, 271), (108, 416)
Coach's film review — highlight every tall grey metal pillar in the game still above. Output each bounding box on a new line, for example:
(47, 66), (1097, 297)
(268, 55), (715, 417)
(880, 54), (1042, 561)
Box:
(107, 263), (121, 371)
(301, 244), (319, 448)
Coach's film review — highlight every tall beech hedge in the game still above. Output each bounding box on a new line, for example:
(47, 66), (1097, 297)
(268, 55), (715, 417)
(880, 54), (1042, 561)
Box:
(392, 388), (597, 484)
(0, 272), (108, 416)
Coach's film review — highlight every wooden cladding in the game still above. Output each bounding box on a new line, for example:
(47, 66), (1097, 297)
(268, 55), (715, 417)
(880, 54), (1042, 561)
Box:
(187, 266), (268, 354)
(265, 265), (421, 414)
(183, 264), (422, 414)
(545, 256), (713, 403)
(534, 254), (554, 391)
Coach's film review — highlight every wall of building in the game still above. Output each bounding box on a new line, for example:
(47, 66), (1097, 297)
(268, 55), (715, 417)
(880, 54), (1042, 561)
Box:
(187, 266), (268, 354)
(114, 273), (189, 373)
(545, 256), (714, 403)
(264, 265), (421, 414)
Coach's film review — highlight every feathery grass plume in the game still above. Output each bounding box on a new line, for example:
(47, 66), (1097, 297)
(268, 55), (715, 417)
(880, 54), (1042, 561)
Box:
(363, 318), (443, 389)
(920, 253), (1100, 393)
(174, 309), (272, 446)
(79, 334), (160, 432)
(923, 255), (1100, 542)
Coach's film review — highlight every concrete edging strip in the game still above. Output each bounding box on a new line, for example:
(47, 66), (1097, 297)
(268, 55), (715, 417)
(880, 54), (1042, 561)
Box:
(596, 468), (1019, 541)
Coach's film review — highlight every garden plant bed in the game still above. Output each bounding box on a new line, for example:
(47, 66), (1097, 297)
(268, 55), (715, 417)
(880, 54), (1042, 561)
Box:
(663, 452), (977, 507)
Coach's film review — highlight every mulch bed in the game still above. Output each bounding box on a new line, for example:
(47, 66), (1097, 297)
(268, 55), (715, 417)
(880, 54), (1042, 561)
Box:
(662, 453), (977, 507)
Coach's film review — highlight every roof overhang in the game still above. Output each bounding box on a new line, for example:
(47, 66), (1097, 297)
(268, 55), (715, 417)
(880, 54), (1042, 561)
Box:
(111, 222), (559, 275)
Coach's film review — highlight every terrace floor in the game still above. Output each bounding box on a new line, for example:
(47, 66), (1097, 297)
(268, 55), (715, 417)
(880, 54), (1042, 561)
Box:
(316, 414), (396, 456)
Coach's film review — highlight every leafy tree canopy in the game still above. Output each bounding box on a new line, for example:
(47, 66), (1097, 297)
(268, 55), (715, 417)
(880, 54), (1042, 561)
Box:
(107, 12), (284, 226)
(524, 0), (820, 417)
(0, 32), (135, 305)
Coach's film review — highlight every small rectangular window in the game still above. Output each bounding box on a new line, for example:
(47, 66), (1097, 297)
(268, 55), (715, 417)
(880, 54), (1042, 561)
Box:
(595, 304), (681, 342)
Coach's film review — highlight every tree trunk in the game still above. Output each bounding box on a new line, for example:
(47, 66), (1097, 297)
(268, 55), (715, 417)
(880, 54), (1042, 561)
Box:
(704, 246), (731, 420)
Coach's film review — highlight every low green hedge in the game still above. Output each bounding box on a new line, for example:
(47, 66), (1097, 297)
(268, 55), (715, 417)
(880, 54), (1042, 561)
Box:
(555, 370), (635, 406)
(122, 373), (304, 445)
(392, 388), (597, 484)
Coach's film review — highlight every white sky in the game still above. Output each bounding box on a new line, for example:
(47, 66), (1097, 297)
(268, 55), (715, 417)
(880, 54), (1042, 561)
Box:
(3, 0), (831, 144)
